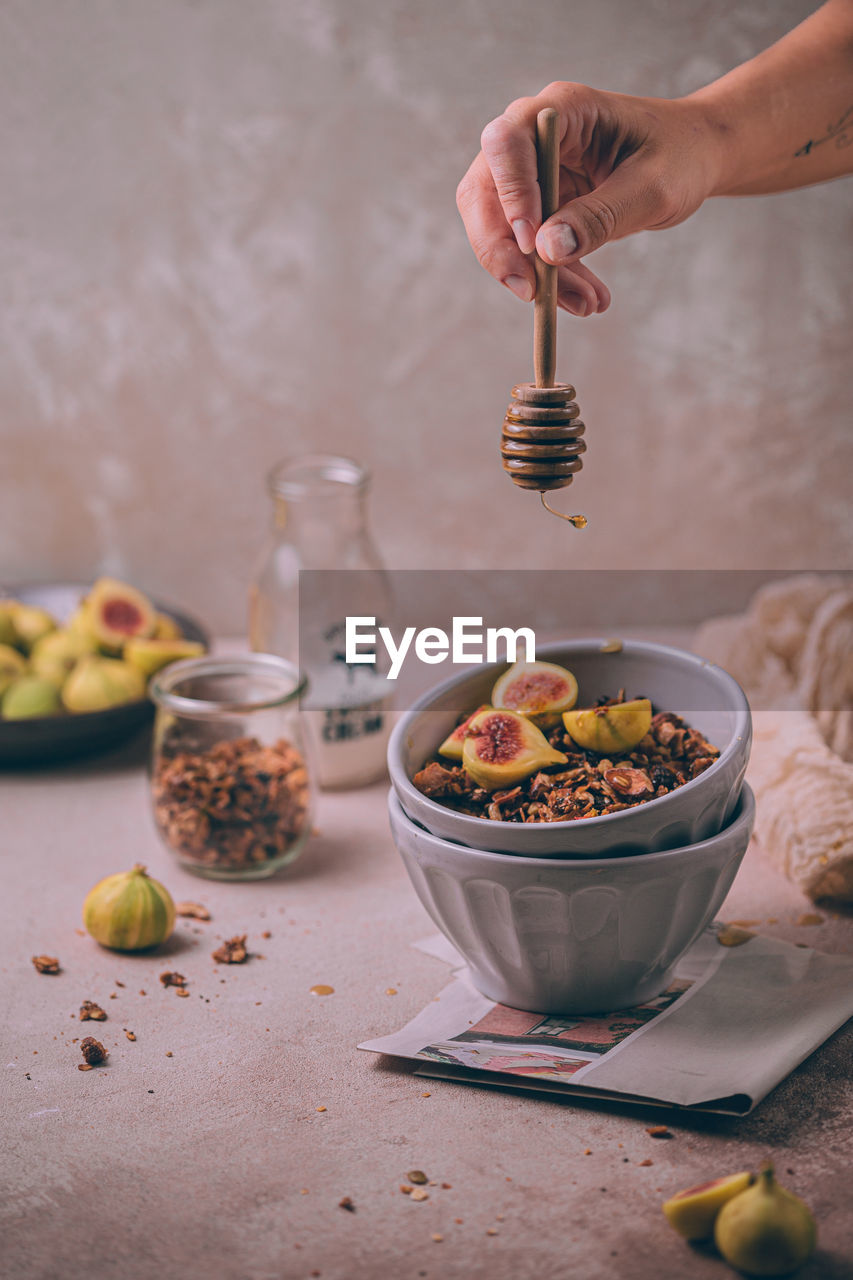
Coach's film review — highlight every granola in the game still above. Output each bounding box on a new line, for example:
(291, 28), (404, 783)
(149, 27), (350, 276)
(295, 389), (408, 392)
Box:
(79, 1001), (107, 1021)
(413, 705), (719, 823)
(31, 955), (60, 974)
(153, 737), (310, 871)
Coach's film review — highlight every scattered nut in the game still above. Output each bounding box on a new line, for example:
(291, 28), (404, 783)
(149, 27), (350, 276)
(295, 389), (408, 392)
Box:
(77, 1063), (93, 1072)
(212, 935), (248, 965)
(160, 971), (187, 988)
(717, 924), (755, 947)
(431, 1234), (443, 1243)
(31, 955), (60, 975)
(338, 1197), (355, 1212)
(400, 1185), (413, 1195)
(409, 1188), (429, 1202)
(175, 901), (211, 921)
(647, 1126), (671, 1139)
(638, 1159), (654, 1167)
(407, 1170), (428, 1185)
(125, 1030), (137, 1042)
(80, 1037), (107, 1066)
(79, 1001), (107, 1022)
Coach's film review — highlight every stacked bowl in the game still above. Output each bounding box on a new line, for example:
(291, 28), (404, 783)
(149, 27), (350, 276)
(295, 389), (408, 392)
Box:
(387, 639), (753, 1014)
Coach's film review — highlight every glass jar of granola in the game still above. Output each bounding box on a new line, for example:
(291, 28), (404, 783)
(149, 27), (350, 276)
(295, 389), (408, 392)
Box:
(149, 654), (313, 880)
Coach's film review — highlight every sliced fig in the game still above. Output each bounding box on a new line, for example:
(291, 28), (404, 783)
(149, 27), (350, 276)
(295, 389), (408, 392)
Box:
(663, 1171), (753, 1241)
(461, 708), (567, 791)
(492, 660), (578, 726)
(124, 637), (205, 678)
(562, 698), (652, 755)
(88, 578), (156, 650)
(438, 704), (492, 760)
(154, 612), (183, 641)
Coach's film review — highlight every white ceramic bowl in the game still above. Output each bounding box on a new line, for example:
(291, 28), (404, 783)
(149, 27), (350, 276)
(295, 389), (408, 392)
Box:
(389, 784), (755, 1014)
(388, 638), (752, 857)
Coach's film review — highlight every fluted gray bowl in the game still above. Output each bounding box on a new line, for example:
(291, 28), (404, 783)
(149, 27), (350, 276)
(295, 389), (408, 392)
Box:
(388, 638), (751, 858)
(389, 784), (755, 1014)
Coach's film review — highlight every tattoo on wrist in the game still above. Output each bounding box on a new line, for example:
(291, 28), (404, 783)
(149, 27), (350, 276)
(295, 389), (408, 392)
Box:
(795, 105), (853, 158)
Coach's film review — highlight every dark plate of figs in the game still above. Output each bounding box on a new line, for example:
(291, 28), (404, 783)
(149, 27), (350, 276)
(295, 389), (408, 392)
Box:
(0, 581), (209, 766)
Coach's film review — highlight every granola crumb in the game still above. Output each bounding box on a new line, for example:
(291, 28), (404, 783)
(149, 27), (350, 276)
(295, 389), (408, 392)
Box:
(584, 1148), (592, 1155)
(160, 971), (187, 988)
(409, 1188), (429, 1202)
(638, 1159), (654, 1167)
(211, 935), (248, 965)
(717, 924), (755, 947)
(79, 1001), (106, 1022)
(165, 1051), (173, 1057)
(80, 1037), (107, 1066)
(408, 1170), (428, 1185)
(420, 1092), (431, 1098)
(175, 988), (190, 998)
(442, 1182), (452, 1190)
(109, 992), (118, 999)
(385, 987), (398, 995)
(431, 1234), (443, 1243)
(400, 1185), (413, 1195)
(139, 989), (147, 996)
(175, 901), (211, 921)
(31, 955), (60, 975)
(77, 1063), (93, 1071)
(486, 1228), (498, 1236)
(315, 1105), (327, 1113)
(261, 930), (272, 939)
(125, 1030), (137, 1042)
(646, 1126), (671, 1138)
(114, 979), (125, 988)
(338, 1197), (355, 1213)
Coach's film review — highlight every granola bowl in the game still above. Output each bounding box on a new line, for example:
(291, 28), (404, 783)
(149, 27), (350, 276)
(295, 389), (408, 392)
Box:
(389, 784), (755, 1013)
(388, 639), (751, 858)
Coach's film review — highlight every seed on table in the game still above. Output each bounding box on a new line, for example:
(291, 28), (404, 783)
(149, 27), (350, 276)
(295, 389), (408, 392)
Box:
(310, 984), (334, 996)
(408, 1171), (428, 1185)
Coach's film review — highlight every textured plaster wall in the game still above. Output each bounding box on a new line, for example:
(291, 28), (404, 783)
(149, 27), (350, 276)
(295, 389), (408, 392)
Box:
(1, 0), (851, 632)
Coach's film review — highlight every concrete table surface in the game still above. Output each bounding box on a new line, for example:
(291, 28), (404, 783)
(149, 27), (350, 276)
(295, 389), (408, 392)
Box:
(3, 730), (853, 1280)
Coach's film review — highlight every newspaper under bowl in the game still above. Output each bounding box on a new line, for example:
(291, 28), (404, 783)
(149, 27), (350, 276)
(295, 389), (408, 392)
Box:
(388, 784), (755, 1014)
(388, 638), (752, 858)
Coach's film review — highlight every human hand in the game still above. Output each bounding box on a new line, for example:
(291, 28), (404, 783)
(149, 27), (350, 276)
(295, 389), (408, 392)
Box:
(456, 83), (724, 315)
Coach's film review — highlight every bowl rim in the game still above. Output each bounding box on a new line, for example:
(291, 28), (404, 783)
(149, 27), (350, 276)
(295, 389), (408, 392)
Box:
(388, 782), (755, 871)
(388, 636), (751, 838)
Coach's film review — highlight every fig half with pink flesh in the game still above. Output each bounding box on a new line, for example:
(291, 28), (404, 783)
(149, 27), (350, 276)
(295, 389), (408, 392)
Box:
(662, 1171), (753, 1241)
(492, 660), (578, 727)
(88, 578), (156, 651)
(462, 707), (567, 791)
(438, 704), (492, 760)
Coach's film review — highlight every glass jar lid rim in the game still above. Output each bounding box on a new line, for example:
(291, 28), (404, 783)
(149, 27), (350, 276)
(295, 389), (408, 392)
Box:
(267, 453), (370, 500)
(150, 653), (307, 716)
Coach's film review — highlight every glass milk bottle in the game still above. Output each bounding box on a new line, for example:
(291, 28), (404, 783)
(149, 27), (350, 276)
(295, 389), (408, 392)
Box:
(249, 454), (392, 789)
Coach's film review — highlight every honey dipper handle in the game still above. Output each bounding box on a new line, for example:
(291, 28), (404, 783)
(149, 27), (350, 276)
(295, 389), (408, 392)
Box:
(534, 107), (560, 388)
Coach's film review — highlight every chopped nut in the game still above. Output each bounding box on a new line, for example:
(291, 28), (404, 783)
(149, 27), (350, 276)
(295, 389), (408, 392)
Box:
(211, 935), (248, 965)
(261, 930), (272, 939)
(638, 1159), (653, 1167)
(646, 1125), (671, 1138)
(486, 1227), (498, 1236)
(409, 1188), (429, 1202)
(442, 1182), (452, 1190)
(79, 1001), (106, 1022)
(400, 1185), (413, 1195)
(125, 1030), (137, 1042)
(315, 1105), (327, 1113)
(175, 901), (211, 921)
(160, 971), (187, 988)
(77, 1063), (93, 1072)
(31, 955), (60, 975)
(80, 1037), (107, 1066)
(407, 1170), (428, 1185)
(165, 1051), (173, 1057)
(385, 987), (398, 995)
(431, 1234), (443, 1243)
(338, 1197), (355, 1212)
(604, 767), (653, 798)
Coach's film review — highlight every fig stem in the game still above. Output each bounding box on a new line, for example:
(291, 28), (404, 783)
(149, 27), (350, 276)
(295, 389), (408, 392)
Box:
(539, 491), (588, 527)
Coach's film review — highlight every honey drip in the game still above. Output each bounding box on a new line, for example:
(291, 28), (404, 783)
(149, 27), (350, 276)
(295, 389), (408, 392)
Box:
(539, 492), (588, 527)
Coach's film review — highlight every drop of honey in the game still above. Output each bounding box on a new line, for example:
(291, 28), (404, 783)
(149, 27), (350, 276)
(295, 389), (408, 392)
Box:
(310, 984), (335, 996)
(568, 514), (588, 529)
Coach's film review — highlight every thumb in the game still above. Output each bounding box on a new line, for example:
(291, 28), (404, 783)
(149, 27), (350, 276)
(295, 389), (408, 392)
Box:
(535, 162), (670, 264)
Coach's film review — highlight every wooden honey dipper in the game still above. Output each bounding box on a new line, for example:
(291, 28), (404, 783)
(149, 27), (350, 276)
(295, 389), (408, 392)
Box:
(501, 107), (587, 527)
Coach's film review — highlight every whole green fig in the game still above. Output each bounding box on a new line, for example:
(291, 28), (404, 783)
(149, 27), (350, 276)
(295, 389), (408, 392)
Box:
(2, 675), (63, 719)
(62, 655), (145, 712)
(714, 1164), (816, 1276)
(0, 644), (27, 698)
(10, 603), (56, 652)
(31, 629), (95, 687)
